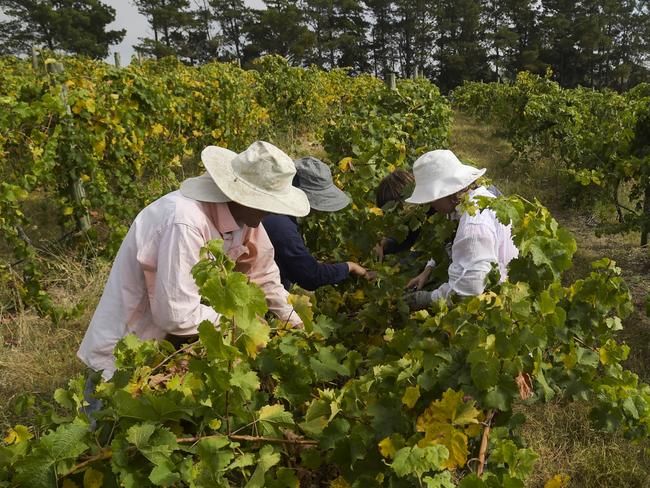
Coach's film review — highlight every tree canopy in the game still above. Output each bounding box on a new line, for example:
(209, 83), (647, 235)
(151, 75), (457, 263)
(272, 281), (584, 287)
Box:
(0, 0), (125, 58)
(2, 0), (648, 90)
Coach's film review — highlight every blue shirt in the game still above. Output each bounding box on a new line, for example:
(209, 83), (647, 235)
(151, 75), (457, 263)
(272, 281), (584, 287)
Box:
(262, 215), (349, 291)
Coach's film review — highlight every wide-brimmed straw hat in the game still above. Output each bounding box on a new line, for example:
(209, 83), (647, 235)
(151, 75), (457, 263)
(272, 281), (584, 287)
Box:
(180, 141), (310, 217)
(294, 157), (350, 212)
(405, 149), (486, 204)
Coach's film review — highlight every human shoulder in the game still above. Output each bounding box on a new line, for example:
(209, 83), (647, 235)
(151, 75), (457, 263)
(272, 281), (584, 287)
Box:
(263, 214), (298, 234)
(137, 190), (210, 232)
(460, 187), (498, 227)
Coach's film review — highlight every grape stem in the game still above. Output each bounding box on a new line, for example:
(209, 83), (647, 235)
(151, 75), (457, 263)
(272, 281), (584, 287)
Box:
(59, 434), (318, 480)
(177, 434), (318, 446)
(478, 410), (495, 476)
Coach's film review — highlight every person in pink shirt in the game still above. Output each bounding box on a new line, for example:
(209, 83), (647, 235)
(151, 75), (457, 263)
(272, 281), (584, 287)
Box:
(77, 141), (309, 382)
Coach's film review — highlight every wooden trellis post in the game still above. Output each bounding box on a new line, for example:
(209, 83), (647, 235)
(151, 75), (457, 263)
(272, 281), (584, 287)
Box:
(385, 71), (397, 91)
(32, 45), (40, 70)
(47, 61), (91, 232)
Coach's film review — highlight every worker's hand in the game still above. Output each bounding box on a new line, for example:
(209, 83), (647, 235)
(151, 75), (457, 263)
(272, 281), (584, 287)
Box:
(406, 267), (433, 291)
(364, 270), (378, 281)
(404, 290), (433, 311)
(372, 243), (385, 263)
(372, 238), (390, 263)
(348, 262), (377, 281)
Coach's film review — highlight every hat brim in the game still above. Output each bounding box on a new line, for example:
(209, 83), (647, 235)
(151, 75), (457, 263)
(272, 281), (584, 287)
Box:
(202, 146), (310, 217)
(303, 185), (351, 212)
(180, 172), (231, 203)
(405, 167), (486, 204)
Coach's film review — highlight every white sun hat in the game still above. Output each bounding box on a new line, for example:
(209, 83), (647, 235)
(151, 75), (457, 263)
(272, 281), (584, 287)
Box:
(180, 141), (310, 217)
(405, 149), (486, 204)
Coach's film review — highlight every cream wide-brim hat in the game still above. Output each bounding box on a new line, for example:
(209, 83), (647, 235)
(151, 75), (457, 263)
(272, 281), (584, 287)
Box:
(181, 142), (310, 217)
(405, 149), (486, 204)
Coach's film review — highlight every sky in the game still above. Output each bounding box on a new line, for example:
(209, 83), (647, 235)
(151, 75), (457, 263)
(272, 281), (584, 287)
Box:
(101, 0), (266, 65)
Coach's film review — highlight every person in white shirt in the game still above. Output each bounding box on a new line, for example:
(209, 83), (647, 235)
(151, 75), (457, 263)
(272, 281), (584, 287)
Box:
(404, 149), (518, 310)
(78, 141), (309, 381)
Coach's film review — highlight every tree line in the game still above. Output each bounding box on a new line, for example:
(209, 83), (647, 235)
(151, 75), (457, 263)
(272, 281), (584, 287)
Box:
(1, 0), (649, 91)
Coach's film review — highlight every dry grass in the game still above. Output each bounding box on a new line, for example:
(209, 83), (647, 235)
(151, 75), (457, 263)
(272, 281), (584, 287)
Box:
(519, 402), (650, 487)
(449, 112), (572, 208)
(0, 249), (108, 431)
(452, 109), (650, 487)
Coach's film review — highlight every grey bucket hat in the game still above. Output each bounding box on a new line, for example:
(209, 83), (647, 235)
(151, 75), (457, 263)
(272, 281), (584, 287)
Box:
(294, 157), (351, 212)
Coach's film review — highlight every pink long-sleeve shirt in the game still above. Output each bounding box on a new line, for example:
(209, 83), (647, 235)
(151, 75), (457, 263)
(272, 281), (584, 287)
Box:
(77, 190), (300, 379)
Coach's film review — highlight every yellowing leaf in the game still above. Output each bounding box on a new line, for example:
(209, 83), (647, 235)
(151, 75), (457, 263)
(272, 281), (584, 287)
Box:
(416, 389), (481, 431)
(338, 157), (353, 172)
(544, 474), (570, 488)
(415, 389), (481, 469)
(599, 339), (630, 365)
(209, 419), (222, 430)
(258, 404), (294, 427)
(84, 98), (96, 114)
(93, 138), (106, 155)
(369, 207), (384, 217)
(63, 206), (74, 216)
(30, 145), (44, 159)
(402, 385), (420, 409)
(378, 437), (397, 459)
(417, 423), (468, 469)
(330, 476), (351, 488)
(3, 425), (33, 444)
(151, 123), (165, 136)
(83, 467), (104, 488)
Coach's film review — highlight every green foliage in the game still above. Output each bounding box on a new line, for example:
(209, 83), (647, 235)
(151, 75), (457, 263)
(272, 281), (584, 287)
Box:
(3, 197), (648, 486)
(2, 56), (649, 487)
(306, 76), (452, 260)
(0, 55), (376, 319)
(452, 74), (650, 245)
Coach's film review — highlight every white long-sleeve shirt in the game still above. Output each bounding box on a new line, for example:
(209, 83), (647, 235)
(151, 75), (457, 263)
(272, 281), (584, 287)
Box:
(77, 191), (300, 379)
(430, 186), (518, 302)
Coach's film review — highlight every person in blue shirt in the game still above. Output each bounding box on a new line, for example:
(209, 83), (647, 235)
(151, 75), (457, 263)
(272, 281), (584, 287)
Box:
(263, 157), (371, 291)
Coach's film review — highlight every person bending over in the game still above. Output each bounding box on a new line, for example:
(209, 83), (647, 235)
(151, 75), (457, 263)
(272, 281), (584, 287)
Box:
(263, 157), (371, 291)
(404, 149), (518, 311)
(78, 141), (307, 381)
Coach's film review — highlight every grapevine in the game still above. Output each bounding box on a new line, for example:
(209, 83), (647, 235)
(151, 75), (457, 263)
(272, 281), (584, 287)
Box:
(1, 57), (649, 487)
